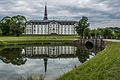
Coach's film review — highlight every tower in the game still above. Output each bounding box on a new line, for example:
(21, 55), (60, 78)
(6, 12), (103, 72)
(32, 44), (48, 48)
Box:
(43, 4), (48, 20)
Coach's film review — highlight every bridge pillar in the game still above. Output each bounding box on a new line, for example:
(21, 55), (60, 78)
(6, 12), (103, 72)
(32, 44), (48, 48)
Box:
(94, 38), (97, 48)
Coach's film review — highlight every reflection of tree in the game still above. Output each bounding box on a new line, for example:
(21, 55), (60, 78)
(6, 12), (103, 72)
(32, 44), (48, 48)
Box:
(76, 46), (91, 63)
(0, 47), (4, 52)
(76, 46), (103, 63)
(0, 48), (27, 65)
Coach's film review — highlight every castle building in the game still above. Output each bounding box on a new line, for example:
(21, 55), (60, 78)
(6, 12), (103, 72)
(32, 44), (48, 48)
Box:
(25, 5), (78, 35)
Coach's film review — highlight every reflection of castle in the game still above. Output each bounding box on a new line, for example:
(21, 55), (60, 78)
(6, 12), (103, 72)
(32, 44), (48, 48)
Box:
(24, 46), (77, 58)
(23, 46), (77, 72)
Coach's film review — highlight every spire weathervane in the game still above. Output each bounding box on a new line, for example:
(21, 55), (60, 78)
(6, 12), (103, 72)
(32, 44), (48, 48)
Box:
(43, 3), (48, 20)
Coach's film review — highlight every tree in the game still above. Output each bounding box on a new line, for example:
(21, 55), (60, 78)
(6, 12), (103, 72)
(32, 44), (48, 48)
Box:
(109, 27), (120, 34)
(83, 28), (90, 36)
(89, 28), (102, 37)
(0, 16), (12, 36)
(109, 27), (120, 38)
(89, 30), (96, 36)
(75, 16), (90, 37)
(0, 15), (27, 36)
(102, 28), (115, 38)
(96, 28), (102, 36)
(12, 15), (27, 36)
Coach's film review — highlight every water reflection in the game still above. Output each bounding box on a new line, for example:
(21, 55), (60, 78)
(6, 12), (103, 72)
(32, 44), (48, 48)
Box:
(0, 48), (27, 65)
(76, 46), (102, 63)
(0, 45), (103, 80)
(24, 46), (77, 58)
(0, 46), (102, 65)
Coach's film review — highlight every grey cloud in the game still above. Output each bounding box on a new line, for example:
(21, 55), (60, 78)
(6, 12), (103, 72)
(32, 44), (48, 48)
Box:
(0, 0), (120, 28)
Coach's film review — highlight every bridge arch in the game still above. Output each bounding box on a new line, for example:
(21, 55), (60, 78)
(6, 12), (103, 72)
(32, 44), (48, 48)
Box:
(85, 41), (94, 49)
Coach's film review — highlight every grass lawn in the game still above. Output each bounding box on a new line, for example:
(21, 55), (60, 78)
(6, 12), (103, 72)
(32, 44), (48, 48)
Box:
(0, 35), (79, 45)
(57, 41), (120, 80)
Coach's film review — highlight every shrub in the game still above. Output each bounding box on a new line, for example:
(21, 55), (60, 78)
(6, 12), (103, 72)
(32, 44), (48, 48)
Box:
(17, 75), (44, 80)
(0, 29), (2, 36)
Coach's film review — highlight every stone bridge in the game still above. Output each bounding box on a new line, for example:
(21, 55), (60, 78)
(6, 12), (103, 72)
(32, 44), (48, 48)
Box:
(73, 38), (105, 48)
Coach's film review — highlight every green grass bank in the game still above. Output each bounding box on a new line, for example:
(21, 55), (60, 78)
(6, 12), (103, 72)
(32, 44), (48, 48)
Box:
(57, 41), (120, 80)
(0, 35), (79, 45)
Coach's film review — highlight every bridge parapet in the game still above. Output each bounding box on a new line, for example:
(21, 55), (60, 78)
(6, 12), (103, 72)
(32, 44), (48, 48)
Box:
(73, 36), (105, 48)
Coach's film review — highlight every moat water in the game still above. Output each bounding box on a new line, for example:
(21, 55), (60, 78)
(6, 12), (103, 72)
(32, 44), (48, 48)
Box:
(0, 45), (103, 80)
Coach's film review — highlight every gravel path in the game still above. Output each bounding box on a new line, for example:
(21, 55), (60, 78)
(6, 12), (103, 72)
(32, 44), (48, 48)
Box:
(103, 39), (120, 42)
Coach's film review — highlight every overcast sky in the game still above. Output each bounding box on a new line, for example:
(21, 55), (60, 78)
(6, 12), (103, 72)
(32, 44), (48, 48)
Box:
(0, 0), (120, 28)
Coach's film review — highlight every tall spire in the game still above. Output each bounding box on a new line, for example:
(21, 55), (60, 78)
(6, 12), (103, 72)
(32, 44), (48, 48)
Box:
(43, 4), (48, 20)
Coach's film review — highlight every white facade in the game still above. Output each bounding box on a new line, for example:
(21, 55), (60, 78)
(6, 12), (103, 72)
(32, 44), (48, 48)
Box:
(25, 20), (78, 35)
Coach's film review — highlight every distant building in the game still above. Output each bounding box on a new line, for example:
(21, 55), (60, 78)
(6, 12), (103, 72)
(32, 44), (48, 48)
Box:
(25, 5), (78, 35)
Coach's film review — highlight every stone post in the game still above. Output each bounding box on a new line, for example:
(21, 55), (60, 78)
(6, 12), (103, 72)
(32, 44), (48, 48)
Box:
(100, 36), (103, 48)
(116, 35), (118, 40)
(83, 36), (85, 39)
(87, 36), (88, 39)
(90, 36), (92, 39)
